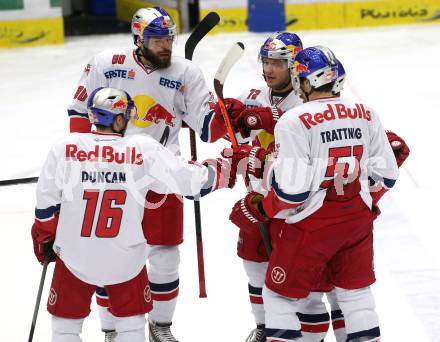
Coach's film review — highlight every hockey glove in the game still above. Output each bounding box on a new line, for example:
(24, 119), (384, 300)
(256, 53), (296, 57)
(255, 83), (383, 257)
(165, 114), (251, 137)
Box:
(214, 98), (245, 122)
(386, 130), (410, 167)
(234, 106), (283, 138)
(221, 145), (268, 179)
(209, 98), (245, 142)
(230, 192), (268, 233)
(32, 236), (56, 264)
(31, 217), (58, 264)
(202, 158), (237, 191)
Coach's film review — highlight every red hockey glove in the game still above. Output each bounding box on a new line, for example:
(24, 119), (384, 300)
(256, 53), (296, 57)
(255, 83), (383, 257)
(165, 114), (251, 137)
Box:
(229, 192), (268, 233)
(209, 98), (246, 142)
(214, 98), (245, 122)
(202, 158), (237, 190)
(221, 145), (268, 179)
(386, 131), (410, 167)
(31, 217), (58, 264)
(234, 106), (283, 138)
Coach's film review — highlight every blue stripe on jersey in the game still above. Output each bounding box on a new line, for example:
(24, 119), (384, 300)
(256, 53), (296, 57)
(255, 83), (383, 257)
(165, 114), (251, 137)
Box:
(271, 174), (310, 203)
(68, 109), (88, 118)
(297, 312), (330, 324)
(149, 279), (179, 293)
(248, 284), (263, 296)
(347, 326), (380, 340)
(35, 204), (60, 220)
(200, 110), (215, 142)
(331, 309), (344, 320)
(369, 176), (396, 189)
(265, 328), (302, 340)
(384, 177), (396, 189)
(95, 286), (108, 297)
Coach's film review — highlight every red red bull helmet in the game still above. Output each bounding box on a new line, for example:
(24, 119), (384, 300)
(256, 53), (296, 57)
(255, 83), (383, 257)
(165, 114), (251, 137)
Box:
(87, 87), (135, 127)
(291, 46), (339, 91)
(131, 7), (177, 46)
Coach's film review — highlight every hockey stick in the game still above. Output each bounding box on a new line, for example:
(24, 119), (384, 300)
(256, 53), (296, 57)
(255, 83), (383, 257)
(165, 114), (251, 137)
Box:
(28, 243), (53, 342)
(0, 176), (38, 187)
(185, 11), (220, 298)
(213, 43), (273, 255)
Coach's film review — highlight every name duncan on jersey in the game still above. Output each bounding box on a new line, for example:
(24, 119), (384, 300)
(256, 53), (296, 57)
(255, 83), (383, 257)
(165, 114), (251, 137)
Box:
(82, 171), (126, 184)
(299, 103), (371, 129)
(66, 144), (144, 165)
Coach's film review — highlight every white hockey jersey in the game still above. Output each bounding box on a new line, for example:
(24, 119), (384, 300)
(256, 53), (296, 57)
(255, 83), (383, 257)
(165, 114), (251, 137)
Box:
(261, 96), (399, 223)
(236, 83), (303, 149)
(34, 132), (214, 285)
(235, 83), (303, 194)
(68, 47), (218, 150)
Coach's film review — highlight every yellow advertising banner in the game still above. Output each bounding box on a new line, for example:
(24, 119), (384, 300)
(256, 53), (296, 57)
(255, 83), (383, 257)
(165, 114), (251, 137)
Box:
(286, 0), (440, 31)
(200, 7), (248, 33)
(0, 17), (63, 48)
(0, 0), (63, 48)
(200, 0), (440, 33)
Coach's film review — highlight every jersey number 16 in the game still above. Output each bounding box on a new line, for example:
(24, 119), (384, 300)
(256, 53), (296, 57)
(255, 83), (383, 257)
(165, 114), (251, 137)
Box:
(81, 190), (127, 238)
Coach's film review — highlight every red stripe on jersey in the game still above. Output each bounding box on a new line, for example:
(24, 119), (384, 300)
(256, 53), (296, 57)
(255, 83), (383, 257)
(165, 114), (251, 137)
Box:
(249, 295), (264, 305)
(300, 322), (330, 333)
(332, 318), (346, 330)
(151, 288), (179, 302)
(96, 296), (109, 307)
(70, 117), (91, 133)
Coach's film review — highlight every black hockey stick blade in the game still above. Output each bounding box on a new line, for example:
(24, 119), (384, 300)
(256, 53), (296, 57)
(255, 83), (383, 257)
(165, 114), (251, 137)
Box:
(213, 42), (245, 101)
(0, 176), (38, 187)
(185, 12), (220, 60)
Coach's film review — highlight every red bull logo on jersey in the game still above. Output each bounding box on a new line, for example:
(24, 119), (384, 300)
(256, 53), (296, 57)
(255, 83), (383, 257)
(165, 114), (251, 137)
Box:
(144, 103), (175, 127)
(299, 103), (372, 130)
(131, 95), (176, 129)
(65, 144), (144, 165)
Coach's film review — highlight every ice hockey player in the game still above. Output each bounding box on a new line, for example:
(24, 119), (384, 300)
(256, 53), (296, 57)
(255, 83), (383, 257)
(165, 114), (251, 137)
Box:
(31, 87), (235, 342)
(227, 46), (400, 341)
(67, 6), (242, 342)
(223, 33), (346, 342)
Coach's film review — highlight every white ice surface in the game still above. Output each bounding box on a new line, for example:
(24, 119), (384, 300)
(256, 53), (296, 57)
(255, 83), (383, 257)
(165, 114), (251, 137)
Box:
(1, 23), (439, 341)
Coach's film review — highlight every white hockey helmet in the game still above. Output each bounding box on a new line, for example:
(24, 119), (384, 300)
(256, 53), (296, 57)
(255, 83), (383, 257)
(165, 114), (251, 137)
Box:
(131, 7), (177, 46)
(87, 87), (135, 127)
